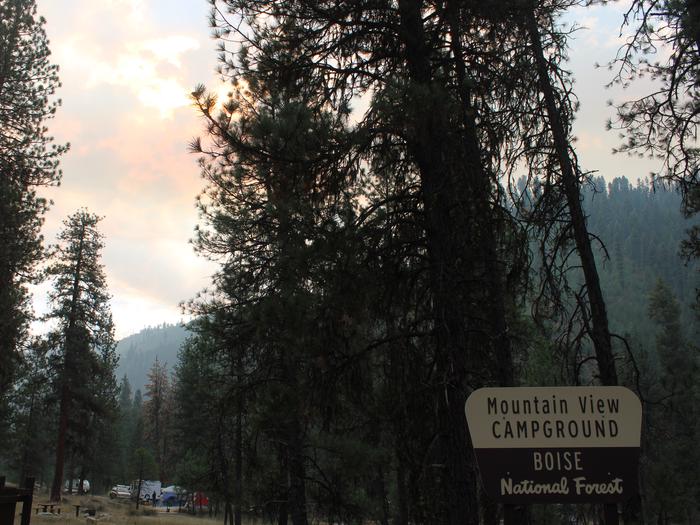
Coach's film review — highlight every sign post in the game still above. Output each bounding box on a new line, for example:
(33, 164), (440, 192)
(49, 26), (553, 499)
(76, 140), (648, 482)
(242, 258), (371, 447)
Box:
(465, 386), (642, 524)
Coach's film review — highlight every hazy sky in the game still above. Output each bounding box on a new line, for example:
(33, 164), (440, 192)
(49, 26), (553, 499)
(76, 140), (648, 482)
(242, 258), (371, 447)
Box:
(33, 0), (657, 340)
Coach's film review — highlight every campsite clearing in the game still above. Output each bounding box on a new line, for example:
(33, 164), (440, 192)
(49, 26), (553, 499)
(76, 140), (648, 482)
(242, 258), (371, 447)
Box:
(26, 494), (255, 525)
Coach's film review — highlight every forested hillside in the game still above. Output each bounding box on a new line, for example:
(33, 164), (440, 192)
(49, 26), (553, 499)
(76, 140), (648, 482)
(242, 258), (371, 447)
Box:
(115, 324), (189, 393)
(585, 177), (698, 345)
(114, 180), (698, 395)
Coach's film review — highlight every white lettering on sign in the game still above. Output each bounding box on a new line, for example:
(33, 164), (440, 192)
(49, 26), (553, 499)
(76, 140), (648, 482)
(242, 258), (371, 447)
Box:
(501, 477), (570, 496)
(533, 451), (583, 471)
(500, 476), (625, 497)
(573, 477), (624, 496)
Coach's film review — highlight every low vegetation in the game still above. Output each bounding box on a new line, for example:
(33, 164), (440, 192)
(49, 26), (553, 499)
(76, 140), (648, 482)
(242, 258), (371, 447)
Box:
(27, 495), (237, 525)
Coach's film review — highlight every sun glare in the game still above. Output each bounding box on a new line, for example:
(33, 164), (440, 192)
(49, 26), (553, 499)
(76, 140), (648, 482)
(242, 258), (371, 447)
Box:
(212, 81), (235, 114)
(138, 78), (191, 118)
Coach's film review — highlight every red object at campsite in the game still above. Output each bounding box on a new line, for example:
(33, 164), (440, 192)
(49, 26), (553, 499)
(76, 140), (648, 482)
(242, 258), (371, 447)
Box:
(194, 492), (209, 507)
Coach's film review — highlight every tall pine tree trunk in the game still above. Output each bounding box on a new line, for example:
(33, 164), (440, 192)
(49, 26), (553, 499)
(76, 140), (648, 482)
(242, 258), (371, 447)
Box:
(396, 1), (516, 523)
(446, 5), (517, 522)
(50, 229), (85, 501)
(391, 342), (409, 525)
(216, 413), (233, 525)
(277, 445), (289, 525)
(281, 354), (308, 525)
(50, 379), (70, 501)
(524, 11), (618, 387)
(271, 181), (308, 525)
(20, 382), (37, 481)
(234, 394), (242, 525)
(394, 442), (409, 525)
(525, 11), (628, 524)
(286, 423), (307, 525)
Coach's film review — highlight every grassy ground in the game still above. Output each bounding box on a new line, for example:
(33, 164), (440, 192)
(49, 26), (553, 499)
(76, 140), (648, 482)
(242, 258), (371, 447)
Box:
(22, 494), (233, 525)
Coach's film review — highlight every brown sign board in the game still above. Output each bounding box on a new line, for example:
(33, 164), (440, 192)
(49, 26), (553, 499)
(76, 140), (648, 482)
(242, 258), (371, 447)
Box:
(464, 386), (642, 503)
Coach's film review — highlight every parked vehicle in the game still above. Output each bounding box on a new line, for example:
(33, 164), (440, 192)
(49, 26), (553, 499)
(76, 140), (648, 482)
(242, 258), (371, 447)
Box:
(129, 479), (161, 502)
(64, 479), (90, 494)
(109, 484), (131, 499)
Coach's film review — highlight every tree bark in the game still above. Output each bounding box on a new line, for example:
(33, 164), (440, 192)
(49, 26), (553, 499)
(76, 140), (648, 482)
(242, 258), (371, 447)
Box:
(50, 381), (70, 501)
(394, 445), (408, 525)
(136, 474), (143, 510)
(396, 1), (516, 523)
(78, 469), (86, 495)
(286, 413), (308, 525)
(234, 393), (243, 525)
(20, 385), (37, 481)
(216, 412), (233, 525)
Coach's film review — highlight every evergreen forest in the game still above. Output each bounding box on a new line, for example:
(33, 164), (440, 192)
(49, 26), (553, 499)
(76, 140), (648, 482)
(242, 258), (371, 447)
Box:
(0, 0), (698, 524)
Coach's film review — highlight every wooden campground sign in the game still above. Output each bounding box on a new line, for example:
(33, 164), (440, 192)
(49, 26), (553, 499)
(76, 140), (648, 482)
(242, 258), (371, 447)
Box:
(465, 386), (642, 504)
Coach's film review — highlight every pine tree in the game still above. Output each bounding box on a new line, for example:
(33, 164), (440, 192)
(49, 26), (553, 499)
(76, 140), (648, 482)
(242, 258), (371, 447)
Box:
(174, 328), (238, 523)
(500, 0), (619, 387)
(191, 1), (685, 522)
(644, 280), (700, 523)
(1, 336), (55, 483)
(607, 0), (699, 284)
(143, 357), (171, 482)
(76, 338), (119, 492)
(0, 0), (67, 413)
(193, 2), (536, 521)
(115, 375), (133, 481)
(608, 0), (699, 192)
(681, 186), (700, 307)
(128, 389), (146, 478)
(648, 280), (695, 392)
(45, 209), (115, 501)
(188, 23), (375, 521)
(132, 446), (158, 505)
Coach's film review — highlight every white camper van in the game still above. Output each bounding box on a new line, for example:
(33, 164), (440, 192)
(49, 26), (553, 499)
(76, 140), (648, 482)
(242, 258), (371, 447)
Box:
(130, 479), (162, 503)
(64, 479), (90, 494)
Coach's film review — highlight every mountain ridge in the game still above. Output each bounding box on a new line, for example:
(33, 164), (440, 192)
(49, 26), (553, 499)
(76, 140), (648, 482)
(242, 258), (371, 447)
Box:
(115, 323), (190, 393)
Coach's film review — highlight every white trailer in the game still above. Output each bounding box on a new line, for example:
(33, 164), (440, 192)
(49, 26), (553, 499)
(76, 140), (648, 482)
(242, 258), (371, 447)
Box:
(130, 479), (162, 502)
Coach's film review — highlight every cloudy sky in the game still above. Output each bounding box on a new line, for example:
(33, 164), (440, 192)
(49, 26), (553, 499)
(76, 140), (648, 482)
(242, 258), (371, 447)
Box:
(33, 0), (656, 340)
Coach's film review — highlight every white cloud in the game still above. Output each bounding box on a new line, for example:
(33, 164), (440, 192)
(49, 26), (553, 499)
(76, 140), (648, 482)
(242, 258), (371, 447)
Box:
(57, 33), (200, 119)
(109, 291), (190, 340)
(86, 0), (147, 26)
(141, 36), (200, 68)
(104, 239), (214, 339)
(30, 1), (219, 339)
